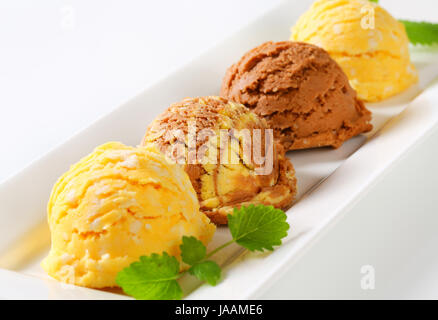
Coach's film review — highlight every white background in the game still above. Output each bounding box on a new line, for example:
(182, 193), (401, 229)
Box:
(1, 0), (437, 299)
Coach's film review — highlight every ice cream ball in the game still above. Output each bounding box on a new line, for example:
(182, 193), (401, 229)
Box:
(290, 0), (418, 102)
(142, 96), (297, 225)
(42, 142), (215, 288)
(221, 41), (372, 151)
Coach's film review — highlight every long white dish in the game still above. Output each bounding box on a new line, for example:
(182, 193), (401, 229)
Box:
(1, 0), (438, 299)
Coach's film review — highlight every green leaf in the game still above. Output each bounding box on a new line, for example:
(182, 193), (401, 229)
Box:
(189, 261), (221, 286)
(369, 0), (378, 3)
(400, 20), (438, 46)
(180, 236), (206, 265)
(116, 252), (182, 300)
(228, 205), (289, 252)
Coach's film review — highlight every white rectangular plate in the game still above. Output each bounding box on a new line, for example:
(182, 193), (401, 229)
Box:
(1, 0), (438, 299)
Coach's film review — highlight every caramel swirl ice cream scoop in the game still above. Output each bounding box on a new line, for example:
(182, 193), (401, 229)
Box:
(142, 96), (297, 225)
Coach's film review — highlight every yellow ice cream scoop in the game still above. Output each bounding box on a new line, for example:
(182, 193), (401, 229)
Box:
(291, 0), (418, 102)
(42, 142), (215, 288)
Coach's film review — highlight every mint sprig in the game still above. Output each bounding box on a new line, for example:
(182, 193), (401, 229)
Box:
(115, 253), (183, 300)
(116, 205), (289, 300)
(188, 260), (222, 286)
(182, 236), (222, 286)
(180, 235), (206, 265)
(228, 205), (289, 251)
(400, 20), (438, 46)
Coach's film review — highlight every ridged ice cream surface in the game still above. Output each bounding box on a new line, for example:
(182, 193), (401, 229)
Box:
(290, 0), (418, 102)
(42, 142), (215, 288)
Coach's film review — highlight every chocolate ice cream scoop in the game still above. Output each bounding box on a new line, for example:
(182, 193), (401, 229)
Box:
(221, 41), (372, 151)
(142, 96), (297, 225)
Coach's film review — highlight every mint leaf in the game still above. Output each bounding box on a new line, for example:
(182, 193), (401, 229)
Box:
(400, 20), (438, 46)
(116, 252), (182, 300)
(369, 0), (378, 3)
(189, 261), (221, 286)
(117, 205), (291, 299)
(228, 205), (289, 252)
(180, 236), (206, 265)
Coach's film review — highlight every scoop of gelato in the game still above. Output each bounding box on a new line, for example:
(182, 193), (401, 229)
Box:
(142, 96), (297, 225)
(221, 41), (372, 151)
(42, 142), (215, 288)
(290, 0), (418, 102)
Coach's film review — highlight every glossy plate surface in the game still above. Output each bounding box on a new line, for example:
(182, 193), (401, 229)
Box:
(1, 0), (438, 299)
